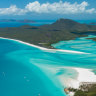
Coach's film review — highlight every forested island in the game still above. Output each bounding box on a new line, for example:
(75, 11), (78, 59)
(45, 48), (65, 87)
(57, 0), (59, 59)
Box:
(0, 18), (96, 48)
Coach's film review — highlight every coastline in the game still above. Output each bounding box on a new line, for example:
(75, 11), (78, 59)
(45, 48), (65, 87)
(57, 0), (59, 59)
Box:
(70, 68), (96, 89)
(30, 62), (96, 96)
(0, 37), (88, 54)
(34, 64), (96, 96)
(53, 67), (96, 89)
(1, 37), (96, 96)
(65, 68), (96, 96)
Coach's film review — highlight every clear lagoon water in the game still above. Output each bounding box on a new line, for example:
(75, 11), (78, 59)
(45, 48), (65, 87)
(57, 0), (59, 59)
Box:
(0, 35), (96, 96)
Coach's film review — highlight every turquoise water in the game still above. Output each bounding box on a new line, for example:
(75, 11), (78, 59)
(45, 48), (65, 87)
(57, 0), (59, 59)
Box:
(0, 35), (96, 96)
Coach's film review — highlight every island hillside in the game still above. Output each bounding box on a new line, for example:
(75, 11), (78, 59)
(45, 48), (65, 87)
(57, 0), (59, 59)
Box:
(0, 18), (96, 48)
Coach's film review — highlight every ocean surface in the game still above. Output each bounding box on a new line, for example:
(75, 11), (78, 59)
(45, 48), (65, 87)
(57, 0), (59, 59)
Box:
(0, 19), (96, 28)
(0, 21), (96, 96)
(0, 20), (55, 27)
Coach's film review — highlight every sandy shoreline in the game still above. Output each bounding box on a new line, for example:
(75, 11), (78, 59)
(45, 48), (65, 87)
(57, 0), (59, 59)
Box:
(52, 67), (96, 96)
(63, 67), (96, 89)
(43, 66), (96, 89)
(0, 37), (95, 96)
(0, 37), (89, 54)
(34, 63), (96, 93)
(60, 67), (96, 89)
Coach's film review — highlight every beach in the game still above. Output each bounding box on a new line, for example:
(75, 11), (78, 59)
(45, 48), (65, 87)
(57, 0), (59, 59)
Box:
(0, 36), (96, 96)
(0, 37), (89, 54)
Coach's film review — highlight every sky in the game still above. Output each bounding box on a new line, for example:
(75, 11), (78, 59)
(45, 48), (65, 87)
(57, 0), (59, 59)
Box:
(0, 0), (96, 20)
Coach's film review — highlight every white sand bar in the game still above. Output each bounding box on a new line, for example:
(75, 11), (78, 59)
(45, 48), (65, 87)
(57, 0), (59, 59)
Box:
(70, 68), (96, 89)
(0, 37), (89, 54)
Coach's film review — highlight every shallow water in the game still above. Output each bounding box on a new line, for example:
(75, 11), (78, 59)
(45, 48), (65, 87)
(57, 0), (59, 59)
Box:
(0, 35), (96, 96)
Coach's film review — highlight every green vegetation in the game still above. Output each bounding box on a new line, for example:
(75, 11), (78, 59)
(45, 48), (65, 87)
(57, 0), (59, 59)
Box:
(0, 18), (96, 48)
(68, 84), (96, 96)
(74, 88), (96, 96)
(75, 90), (87, 96)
